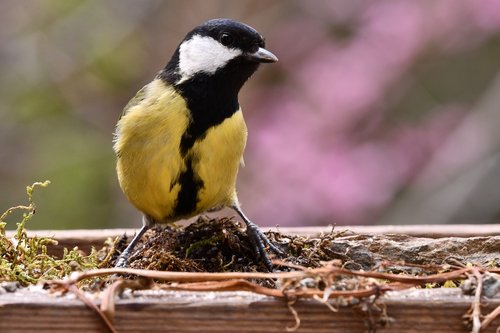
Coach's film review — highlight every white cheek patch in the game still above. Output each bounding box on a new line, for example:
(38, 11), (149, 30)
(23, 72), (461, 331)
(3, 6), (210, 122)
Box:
(177, 35), (242, 83)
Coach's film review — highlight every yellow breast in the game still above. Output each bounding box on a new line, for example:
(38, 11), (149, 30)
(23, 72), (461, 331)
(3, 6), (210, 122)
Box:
(190, 110), (247, 213)
(115, 80), (189, 220)
(114, 79), (247, 222)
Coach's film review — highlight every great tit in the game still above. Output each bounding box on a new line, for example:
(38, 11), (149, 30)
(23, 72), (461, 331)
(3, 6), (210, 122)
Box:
(113, 18), (281, 270)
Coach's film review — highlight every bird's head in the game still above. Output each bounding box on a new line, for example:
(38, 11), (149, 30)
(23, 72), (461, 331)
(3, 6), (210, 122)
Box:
(162, 18), (277, 91)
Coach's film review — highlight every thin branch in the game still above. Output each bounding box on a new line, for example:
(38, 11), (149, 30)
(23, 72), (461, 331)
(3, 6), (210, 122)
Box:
(286, 299), (300, 332)
(50, 264), (473, 289)
(470, 268), (483, 333)
(101, 277), (153, 322)
(157, 279), (391, 299)
(67, 284), (117, 333)
(481, 304), (500, 332)
(45, 263), (491, 333)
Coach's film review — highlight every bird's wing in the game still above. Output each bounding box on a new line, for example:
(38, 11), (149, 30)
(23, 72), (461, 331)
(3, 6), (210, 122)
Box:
(119, 85), (148, 120)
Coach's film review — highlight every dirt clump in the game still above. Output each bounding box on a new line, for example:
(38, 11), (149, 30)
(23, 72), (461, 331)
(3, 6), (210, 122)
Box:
(109, 216), (500, 274)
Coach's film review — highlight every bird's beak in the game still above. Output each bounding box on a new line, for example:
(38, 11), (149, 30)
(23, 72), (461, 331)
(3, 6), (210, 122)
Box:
(247, 47), (278, 63)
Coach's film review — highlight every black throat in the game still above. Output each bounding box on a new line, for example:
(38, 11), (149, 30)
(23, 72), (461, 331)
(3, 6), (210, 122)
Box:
(159, 56), (258, 155)
(158, 56), (259, 217)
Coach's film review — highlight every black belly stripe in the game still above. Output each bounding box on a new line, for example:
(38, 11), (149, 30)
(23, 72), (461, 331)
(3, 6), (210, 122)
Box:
(171, 74), (240, 216)
(173, 156), (204, 216)
(179, 131), (205, 157)
(158, 57), (257, 217)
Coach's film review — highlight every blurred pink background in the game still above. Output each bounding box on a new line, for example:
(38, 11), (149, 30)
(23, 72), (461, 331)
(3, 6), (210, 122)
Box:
(1, 1), (500, 229)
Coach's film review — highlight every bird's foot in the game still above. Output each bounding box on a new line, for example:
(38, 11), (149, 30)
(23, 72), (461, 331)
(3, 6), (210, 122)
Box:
(113, 220), (151, 268)
(245, 221), (284, 271)
(114, 254), (129, 268)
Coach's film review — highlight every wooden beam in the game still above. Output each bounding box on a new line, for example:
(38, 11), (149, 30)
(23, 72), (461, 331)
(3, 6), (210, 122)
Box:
(2, 227), (499, 332)
(6, 224), (500, 257)
(0, 288), (498, 333)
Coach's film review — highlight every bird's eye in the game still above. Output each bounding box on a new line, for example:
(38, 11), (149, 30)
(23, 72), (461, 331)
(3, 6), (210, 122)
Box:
(219, 33), (233, 46)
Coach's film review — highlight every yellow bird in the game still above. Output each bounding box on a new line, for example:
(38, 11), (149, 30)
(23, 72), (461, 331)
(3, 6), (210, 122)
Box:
(114, 18), (281, 270)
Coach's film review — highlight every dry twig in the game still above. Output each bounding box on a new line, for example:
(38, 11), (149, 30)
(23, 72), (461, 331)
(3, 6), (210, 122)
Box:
(46, 262), (500, 333)
(471, 268), (484, 333)
(480, 304), (500, 332)
(66, 284), (117, 333)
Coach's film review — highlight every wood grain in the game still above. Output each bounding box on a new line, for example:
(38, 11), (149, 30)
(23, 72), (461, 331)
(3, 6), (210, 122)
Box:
(7, 224), (500, 257)
(0, 288), (498, 333)
(2, 226), (499, 332)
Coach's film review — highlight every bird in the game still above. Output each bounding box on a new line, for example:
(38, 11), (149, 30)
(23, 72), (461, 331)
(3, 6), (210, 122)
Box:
(113, 18), (281, 271)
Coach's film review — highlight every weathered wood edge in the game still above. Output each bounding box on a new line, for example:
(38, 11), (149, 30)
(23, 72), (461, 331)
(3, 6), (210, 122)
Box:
(10, 224), (500, 239)
(0, 287), (498, 333)
(2, 226), (498, 332)
(6, 224), (500, 257)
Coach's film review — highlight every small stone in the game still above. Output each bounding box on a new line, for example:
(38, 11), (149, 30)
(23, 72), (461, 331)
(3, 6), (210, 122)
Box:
(0, 281), (20, 293)
(482, 272), (500, 298)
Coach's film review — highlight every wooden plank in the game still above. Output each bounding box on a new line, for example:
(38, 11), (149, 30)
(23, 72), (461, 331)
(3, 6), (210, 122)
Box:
(2, 226), (498, 332)
(279, 224), (500, 238)
(0, 288), (498, 333)
(6, 224), (500, 257)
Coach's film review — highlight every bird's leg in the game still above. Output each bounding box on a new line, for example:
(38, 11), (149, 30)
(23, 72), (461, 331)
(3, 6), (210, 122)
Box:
(231, 205), (283, 271)
(115, 215), (153, 268)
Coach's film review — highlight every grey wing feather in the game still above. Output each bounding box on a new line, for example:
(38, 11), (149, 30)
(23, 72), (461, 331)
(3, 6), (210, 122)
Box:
(119, 85), (148, 120)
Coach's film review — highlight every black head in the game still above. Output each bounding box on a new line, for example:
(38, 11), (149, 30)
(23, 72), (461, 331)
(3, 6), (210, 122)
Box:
(157, 19), (277, 166)
(161, 18), (277, 90)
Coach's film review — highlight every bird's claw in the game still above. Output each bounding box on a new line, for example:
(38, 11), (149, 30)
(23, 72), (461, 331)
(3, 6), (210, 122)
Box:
(245, 222), (284, 271)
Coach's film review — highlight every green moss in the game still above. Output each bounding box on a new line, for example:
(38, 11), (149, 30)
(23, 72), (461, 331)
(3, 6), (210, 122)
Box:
(184, 234), (225, 259)
(442, 280), (458, 288)
(0, 181), (103, 286)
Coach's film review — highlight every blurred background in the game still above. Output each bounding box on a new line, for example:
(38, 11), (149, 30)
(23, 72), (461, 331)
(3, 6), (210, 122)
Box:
(1, 0), (500, 229)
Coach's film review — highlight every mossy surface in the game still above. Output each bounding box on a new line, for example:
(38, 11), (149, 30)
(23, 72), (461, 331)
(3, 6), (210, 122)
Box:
(0, 182), (105, 286)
